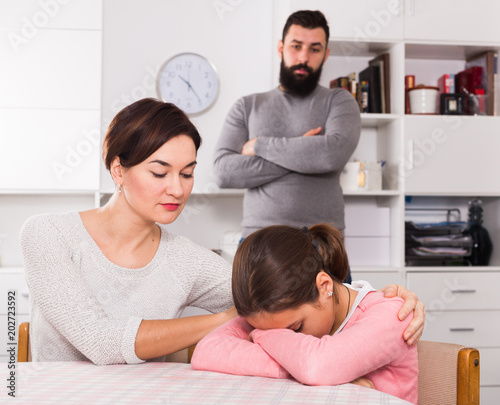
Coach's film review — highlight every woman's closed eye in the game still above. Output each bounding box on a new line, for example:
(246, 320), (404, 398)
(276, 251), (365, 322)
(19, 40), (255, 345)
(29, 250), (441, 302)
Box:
(151, 172), (193, 179)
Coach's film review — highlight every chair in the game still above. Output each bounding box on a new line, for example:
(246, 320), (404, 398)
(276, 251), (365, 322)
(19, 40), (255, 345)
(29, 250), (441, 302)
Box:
(17, 321), (196, 364)
(18, 322), (31, 362)
(417, 340), (479, 405)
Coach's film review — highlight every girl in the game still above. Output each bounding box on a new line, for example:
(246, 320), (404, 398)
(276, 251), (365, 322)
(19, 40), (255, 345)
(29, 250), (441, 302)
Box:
(192, 224), (418, 404)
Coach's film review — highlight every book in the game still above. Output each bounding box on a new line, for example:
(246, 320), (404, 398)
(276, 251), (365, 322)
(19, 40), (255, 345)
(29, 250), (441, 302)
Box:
(357, 81), (369, 113)
(438, 73), (455, 94)
(465, 51), (497, 116)
(369, 53), (390, 113)
(330, 76), (350, 91)
(455, 66), (484, 114)
(455, 66), (483, 94)
(405, 75), (415, 114)
(359, 65), (382, 113)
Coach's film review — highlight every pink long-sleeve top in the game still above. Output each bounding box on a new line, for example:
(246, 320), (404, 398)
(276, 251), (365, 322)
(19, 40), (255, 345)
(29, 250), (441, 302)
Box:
(192, 290), (418, 404)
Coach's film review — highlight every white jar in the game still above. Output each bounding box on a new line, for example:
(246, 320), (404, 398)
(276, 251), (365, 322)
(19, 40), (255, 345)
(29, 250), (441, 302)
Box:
(409, 86), (439, 114)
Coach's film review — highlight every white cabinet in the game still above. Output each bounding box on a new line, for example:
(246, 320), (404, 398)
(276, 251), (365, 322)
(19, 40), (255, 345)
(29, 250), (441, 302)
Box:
(285, 0), (404, 40)
(0, 109), (101, 191)
(404, 0), (500, 43)
(404, 116), (500, 195)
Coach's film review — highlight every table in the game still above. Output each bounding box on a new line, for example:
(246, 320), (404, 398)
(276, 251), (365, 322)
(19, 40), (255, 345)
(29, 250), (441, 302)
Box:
(4, 362), (411, 404)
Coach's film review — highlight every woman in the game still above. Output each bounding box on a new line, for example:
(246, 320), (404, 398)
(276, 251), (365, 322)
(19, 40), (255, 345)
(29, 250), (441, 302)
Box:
(20, 98), (423, 365)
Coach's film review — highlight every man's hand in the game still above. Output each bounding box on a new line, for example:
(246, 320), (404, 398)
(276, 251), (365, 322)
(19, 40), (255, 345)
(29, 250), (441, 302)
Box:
(241, 138), (257, 156)
(303, 126), (322, 137)
(380, 284), (425, 346)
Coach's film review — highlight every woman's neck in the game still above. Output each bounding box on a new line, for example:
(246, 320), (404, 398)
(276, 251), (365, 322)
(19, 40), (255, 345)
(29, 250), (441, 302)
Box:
(80, 194), (161, 268)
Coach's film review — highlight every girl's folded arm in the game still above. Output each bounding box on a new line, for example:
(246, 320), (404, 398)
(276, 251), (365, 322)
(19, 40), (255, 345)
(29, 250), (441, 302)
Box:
(252, 299), (412, 386)
(191, 316), (289, 379)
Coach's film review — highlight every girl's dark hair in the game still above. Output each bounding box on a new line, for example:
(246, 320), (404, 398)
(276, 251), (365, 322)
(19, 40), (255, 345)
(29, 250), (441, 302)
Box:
(103, 98), (201, 170)
(232, 223), (348, 317)
(282, 10), (330, 44)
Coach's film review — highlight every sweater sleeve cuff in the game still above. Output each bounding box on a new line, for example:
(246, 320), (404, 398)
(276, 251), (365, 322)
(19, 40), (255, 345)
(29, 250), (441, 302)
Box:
(121, 316), (145, 364)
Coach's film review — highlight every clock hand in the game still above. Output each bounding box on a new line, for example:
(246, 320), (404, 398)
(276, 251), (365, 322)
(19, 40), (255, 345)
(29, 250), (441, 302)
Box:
(178, 74), (201, 102)
(178, 74), (191, 92)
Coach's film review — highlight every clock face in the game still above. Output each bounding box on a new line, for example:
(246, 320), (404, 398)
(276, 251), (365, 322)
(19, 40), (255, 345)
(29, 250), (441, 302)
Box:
(157, 53), (219, 115)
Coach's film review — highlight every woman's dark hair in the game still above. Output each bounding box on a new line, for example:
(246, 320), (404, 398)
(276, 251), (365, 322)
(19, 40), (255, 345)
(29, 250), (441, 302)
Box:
(232, 223), (348, 317)
(282, 10), (330, 45)
(103, 98), (201, 170)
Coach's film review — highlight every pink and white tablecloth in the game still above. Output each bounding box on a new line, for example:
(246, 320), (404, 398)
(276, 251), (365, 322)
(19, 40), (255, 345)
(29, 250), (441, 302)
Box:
(4, 361), (411, 404)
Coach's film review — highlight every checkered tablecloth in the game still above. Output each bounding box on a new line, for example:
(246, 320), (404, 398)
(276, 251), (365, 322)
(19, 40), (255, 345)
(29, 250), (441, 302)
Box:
(4, 362), (411, 404)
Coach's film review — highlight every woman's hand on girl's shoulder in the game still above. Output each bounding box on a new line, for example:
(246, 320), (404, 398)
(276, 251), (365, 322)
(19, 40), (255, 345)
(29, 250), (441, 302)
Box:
(379, 284), (425, 346)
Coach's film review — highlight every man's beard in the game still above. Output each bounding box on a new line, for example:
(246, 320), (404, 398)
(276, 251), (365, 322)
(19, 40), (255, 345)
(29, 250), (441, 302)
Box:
(279, 60), (323, 97)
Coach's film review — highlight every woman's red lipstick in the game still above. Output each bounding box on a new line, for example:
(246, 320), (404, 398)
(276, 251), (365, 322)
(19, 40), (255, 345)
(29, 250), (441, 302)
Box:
(161, 203), (180, 211)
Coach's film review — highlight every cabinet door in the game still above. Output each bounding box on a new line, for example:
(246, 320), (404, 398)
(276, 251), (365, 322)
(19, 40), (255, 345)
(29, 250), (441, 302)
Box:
(406, 272), (500, 311)
(285, 0), (403, 40)
(403, 116), (500, 195)
(0, 109), (101, 190)
(404, 0), (500, 43)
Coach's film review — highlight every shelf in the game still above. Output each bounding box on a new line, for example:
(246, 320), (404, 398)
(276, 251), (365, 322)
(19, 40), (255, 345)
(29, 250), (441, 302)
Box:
(405, 192), (500, 198)
(0, 189), (99, 195)
(405, 42), (500, 60)
(405, 266), (500, 273)
(329, 39), (398, 58)
(344, 190), (400, 196)
(0, 266), (24, 274)
(351, 266), (400, 273)
(361, 113), (399, 127)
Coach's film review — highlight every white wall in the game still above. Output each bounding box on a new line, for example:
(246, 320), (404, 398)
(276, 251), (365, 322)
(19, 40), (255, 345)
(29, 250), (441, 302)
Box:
(0, 0), (102, 266)
(100, 0), (275, 194)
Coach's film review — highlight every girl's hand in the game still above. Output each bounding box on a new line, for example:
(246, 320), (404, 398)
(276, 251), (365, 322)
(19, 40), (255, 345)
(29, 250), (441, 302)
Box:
(380, 284), (425, 346)
(350, 377), (374, 389)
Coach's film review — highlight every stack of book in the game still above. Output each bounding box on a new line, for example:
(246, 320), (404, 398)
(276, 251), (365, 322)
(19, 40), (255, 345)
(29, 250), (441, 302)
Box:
(439, 50), (498, 115)
(329, 53), (391, 114)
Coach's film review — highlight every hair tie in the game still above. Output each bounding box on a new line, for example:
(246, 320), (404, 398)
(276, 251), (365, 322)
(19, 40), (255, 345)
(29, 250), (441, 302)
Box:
(311, 239), (320, 251)
(301, 226), (320, 252)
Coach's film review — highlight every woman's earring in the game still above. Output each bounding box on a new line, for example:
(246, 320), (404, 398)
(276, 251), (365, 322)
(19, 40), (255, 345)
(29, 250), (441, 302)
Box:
(118, 184), (122, 193)
(327, 291), (333, 297)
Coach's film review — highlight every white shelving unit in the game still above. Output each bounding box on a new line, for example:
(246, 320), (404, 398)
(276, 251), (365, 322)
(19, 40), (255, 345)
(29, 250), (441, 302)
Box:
(283, 1), (500, 401)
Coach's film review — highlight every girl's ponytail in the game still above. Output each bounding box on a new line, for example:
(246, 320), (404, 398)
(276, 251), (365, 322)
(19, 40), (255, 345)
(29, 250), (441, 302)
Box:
(309, 223), (349, 283)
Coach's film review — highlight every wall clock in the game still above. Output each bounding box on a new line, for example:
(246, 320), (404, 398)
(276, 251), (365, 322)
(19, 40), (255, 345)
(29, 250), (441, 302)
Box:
(157, 53), (219, 115)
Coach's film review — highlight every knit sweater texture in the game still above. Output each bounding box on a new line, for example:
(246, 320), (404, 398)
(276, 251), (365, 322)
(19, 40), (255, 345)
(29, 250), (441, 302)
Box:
(20, 212), (233, 365)
(213, 85), (361, 237)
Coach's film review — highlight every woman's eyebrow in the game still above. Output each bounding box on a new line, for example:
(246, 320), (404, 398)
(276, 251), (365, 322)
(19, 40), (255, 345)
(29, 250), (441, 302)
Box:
(149, 160), (197, 169)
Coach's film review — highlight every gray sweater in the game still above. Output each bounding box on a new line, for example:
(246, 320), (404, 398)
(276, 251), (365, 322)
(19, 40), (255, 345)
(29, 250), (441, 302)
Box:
(20, 212), (233, 365)
(214, 86), (361, 237)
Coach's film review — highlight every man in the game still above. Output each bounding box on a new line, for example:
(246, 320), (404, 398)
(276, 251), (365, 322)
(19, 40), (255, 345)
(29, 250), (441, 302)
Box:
(213, 10), (360, 281)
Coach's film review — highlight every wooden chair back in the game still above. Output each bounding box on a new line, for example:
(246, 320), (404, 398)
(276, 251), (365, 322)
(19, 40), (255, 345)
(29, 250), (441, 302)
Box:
(417, 340), (479, 405)
(18, 322), (31, 362)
